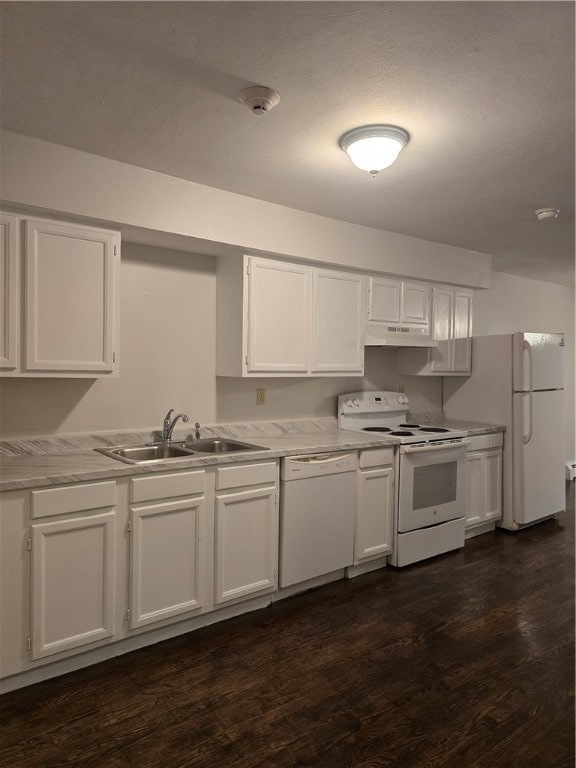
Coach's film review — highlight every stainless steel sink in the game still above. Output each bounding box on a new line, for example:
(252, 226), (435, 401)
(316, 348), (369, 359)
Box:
(189, 438), (267, 454)
(95, 438), (267, 464)
(95, 443), (194, 464)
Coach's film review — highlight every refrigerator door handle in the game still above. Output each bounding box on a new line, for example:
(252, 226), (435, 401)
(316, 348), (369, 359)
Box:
(523, 392), (533, 444)
(523, 339), (533, 392)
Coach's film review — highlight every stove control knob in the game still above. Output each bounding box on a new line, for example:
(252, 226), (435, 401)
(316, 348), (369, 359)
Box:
(345, 399), (353, 408)
(353, 398), (360, 407)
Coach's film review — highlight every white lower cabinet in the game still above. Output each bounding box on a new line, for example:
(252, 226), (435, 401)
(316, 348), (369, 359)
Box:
(354, 448), (394, 564)
(465, 434), (503, 537)
(0, 457), (283, 690)
(128, 470), (207, 629)
(29, 481), (117, 660)
(214, 462), (279, 605)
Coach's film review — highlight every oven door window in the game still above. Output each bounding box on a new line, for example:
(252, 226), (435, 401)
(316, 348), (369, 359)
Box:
(413, 461), (458, 509)
(398, 447), (466, 532)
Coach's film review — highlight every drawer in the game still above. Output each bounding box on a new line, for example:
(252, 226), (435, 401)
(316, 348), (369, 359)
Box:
(216, 461), (277, 491)
(31, 481), (116, 519)
(130, 470), (205, 503)
(359, 447), (394, 469)
(467, 433), (503, 451)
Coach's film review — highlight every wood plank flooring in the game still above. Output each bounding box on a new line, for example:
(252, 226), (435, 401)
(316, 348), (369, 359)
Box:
(1, 485), (574, 768)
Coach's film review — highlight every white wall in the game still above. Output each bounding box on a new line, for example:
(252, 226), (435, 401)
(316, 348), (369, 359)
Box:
(0, 131), (491, 288)
(0, 242), (441, 437)
(465, 270), (575, 462)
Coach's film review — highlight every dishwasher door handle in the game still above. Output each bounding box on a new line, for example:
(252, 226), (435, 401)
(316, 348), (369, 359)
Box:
(290, 452), (355, 464)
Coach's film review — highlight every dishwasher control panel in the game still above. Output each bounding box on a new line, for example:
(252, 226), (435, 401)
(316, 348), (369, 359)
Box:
(281, 451), (358, 481)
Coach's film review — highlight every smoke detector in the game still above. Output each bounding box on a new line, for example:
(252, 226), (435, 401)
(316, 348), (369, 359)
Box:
(535, 208), (561, 221)
(238, 86), (280, 116)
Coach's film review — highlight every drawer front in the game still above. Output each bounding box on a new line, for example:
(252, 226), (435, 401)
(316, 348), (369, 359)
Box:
(359, 447), (394, 469)
(216, 461), (278, 491)
(31, 481), (116, 519)
(130, 470), (205, 503)
(467, 433), (503, 452)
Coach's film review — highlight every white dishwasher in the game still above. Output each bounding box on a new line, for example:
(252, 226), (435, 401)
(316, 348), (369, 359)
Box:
(279, 451), (358, 588)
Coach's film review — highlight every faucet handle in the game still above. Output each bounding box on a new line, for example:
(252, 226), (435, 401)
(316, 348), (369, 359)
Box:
(163, 408), (174, 426)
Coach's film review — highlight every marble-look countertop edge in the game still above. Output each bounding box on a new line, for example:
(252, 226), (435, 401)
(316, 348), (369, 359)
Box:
(0, 421), (505, 493)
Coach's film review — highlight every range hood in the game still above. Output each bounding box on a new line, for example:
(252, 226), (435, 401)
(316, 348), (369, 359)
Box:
(364, 325), (438, 348)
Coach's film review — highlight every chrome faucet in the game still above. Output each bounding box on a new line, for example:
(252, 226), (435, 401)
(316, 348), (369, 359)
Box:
(162, 409), (189, 443)
(194, 422), (201, 441)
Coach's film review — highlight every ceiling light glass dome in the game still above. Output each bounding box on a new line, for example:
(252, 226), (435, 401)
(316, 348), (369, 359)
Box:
(339, 125), (410, 175)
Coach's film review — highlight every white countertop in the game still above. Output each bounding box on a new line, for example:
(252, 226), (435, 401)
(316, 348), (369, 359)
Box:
(0, 418), (504, 492)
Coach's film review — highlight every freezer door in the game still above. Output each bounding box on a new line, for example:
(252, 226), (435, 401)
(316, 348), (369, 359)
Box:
(512, 390), (565, 524)
(513, 332), (564, 392)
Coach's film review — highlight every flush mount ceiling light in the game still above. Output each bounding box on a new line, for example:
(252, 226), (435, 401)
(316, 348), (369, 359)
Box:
(535, 207), (561, 221)
(339, 125), (410, 175)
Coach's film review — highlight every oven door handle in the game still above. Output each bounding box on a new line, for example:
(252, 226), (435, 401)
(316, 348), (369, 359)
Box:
(401, 440), (470, 454)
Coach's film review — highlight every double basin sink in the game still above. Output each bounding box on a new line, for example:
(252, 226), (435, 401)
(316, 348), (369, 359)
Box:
(96, 438), (268, 465)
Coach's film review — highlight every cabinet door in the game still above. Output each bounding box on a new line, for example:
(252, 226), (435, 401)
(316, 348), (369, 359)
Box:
(465, 452), (484, 526)
(0, 213), (20, 370)
(452, 290), (473, 373)
(368, 277), (401, 323)
(356, 466), (394, 561)
(129, 497), (205, 629)
(429, 286), (453, 373)
(215, 486), (278, 605)
(246, 258), (310, 373)
(311, 269), (364, 374)
(31, 512), (115, 659)
(24, 219), (119, 373)
(401, 281), (430, 324)
(483, 449), (502, 521)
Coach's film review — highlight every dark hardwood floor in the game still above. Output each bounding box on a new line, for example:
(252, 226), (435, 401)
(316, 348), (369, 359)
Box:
(1, 484), (574, 768)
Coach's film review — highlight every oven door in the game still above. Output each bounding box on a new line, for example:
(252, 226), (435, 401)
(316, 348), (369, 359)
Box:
(398, 441), (468, 532)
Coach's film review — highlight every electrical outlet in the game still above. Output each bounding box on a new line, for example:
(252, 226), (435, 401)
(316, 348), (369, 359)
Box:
(256, 388), (266, 406)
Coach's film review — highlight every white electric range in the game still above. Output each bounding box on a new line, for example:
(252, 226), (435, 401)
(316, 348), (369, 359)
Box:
(338, 391), (469, 567)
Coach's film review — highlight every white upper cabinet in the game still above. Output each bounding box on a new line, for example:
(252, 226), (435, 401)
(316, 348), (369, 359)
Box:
(367, 277), (430, 328)
(398, 285), (473, 376)
(368, 277), (401, 323)
(401, 281), (430, 325)
(246, 258), (310, 373)
(311, 269), (364, 374)
(25, 219), (119, 375)
(0, 213), (20, 371)
(1, 215), (120, 377)
(217, 255), (364, 377)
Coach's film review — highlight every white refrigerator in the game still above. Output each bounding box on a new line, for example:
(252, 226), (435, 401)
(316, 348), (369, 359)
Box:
(443, 332), (565, 530)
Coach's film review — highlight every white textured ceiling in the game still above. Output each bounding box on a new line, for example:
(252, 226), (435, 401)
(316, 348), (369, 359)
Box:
(1, 1), (574, 286)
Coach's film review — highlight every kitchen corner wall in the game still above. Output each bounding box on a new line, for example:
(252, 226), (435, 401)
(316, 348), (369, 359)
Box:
(0, 242), (441, 437)
(470, 271), (575, 464)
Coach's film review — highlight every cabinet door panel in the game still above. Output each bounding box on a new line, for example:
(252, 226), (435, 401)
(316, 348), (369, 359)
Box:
(311, 270), (363, 373)
(31, 512), (115, 659)
(452, 291), (473, 373)
(369, 277), (401, 323)
(356, 466), (394, 561)
(484, 450), (502, 521)
(401, 282), (429, 324)
(465, 453), (484, 526)
(247, 259), (310, 373)
(25, 219), (118, 372)
(429, 286), (453, 373)
(0, 213), (20, 370)
(215, 486), (277, 604)
(129, 498), (204, 629)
